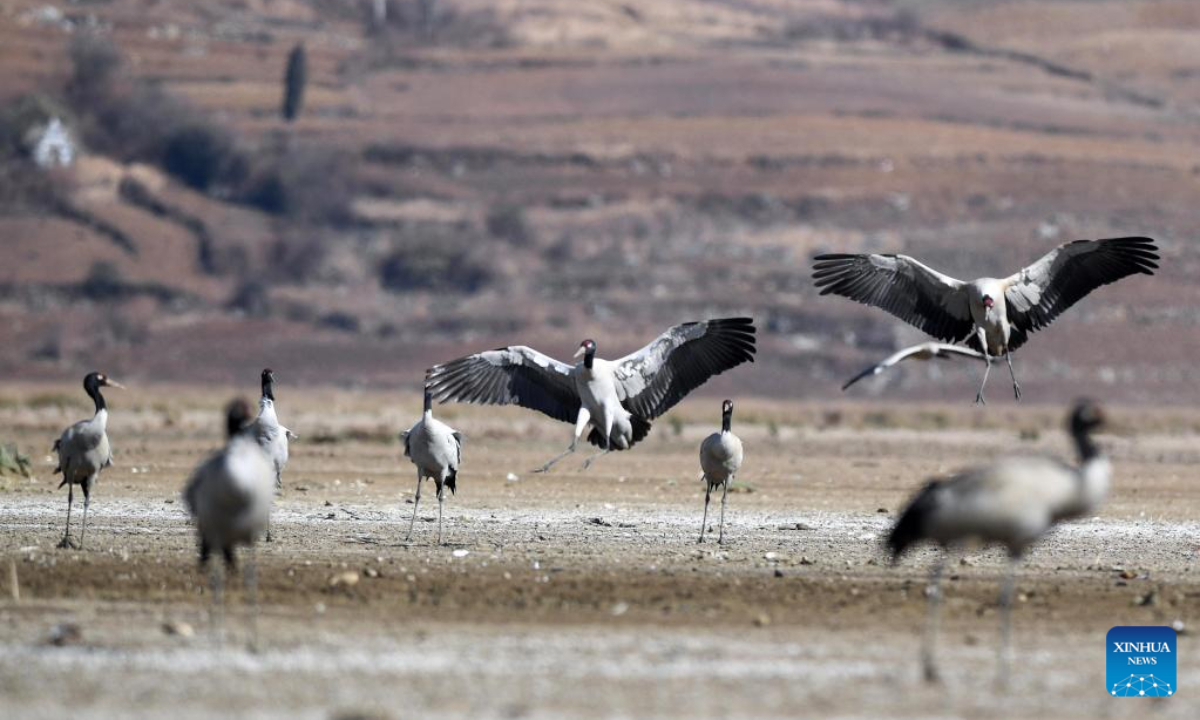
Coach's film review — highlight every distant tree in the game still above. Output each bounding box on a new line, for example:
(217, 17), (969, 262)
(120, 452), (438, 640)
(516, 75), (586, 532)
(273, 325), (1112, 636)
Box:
(281, 43), (307, 122)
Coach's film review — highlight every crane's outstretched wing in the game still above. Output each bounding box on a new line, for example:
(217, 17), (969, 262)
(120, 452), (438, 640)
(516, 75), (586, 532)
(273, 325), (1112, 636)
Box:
(812, 253), (973, 343)
(425, 346), (581, 424)
(613, 317), (757, 420)
(842, 342), (986, 391)
(1003, 236), (1159, 351)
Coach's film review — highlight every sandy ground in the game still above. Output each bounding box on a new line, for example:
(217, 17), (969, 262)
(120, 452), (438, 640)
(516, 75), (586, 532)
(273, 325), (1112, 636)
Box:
(1, 387), (1199, 718)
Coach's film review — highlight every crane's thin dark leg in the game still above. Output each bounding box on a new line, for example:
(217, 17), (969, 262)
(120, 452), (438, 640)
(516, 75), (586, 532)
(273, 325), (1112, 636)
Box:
(534, 440), (577, 474)
(717, 476), (731, 545)
(698, 480), (711, 544)
(79, 477), (93, 551)
(266, 474), (278, 543)
(58, 484), (74, 549)
(922, 551), (948, 683)
(996, 553), (1021, 689)
(975, 356), (992, 405)
(245, 544), (260, 653)
(581, 433), (611, 471)
(208, 555), (225, 647)
(436, 482), (445, 546)
(536, 410), (589, 473)
(1005, 349), (1021, 402)
(406, 473), (423, 543)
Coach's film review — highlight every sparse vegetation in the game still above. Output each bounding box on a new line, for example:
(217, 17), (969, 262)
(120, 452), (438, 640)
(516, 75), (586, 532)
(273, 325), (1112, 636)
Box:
(0, 444), (32, 478)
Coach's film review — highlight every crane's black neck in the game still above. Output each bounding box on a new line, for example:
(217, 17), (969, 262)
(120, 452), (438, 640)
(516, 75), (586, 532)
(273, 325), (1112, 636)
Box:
(584, 348), (595, 370)
(423, 390), (433, 413)
(261, 372), (275, 401)
(84, 375), (106, 414)
(1074, 430), (1099, 463)
(721, 409), (732, 433)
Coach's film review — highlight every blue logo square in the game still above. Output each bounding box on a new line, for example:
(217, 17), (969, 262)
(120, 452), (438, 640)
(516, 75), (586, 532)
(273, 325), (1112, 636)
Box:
(1107, 626), (1177, 697)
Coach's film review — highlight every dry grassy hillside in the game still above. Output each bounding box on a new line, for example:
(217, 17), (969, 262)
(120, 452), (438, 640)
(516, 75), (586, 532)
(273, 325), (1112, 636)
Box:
(1, 0), (1197, 402)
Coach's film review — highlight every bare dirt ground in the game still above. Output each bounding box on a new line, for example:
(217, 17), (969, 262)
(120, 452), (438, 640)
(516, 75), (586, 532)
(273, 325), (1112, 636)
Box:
(1, 385), (1198, 718)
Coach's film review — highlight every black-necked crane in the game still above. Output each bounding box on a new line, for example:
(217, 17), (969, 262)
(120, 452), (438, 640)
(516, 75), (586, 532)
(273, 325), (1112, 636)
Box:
(183, 398), (274, 648)
(401, 390), (463, 545)
(887, 400), (1109, 686)
(52, 371), (123, 550)
(425, 317), (756, 473)
(252, 368), (296, 542)
(698, 399), (743, 544)
(812, 237), (1159, 403)
(841, 341), (985, 392)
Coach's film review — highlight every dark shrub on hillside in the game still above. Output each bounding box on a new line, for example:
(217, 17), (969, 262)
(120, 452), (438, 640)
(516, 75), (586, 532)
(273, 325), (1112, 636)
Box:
(241, 145), (355, 225)
(379, 235), (493, 293)
(80, 261), (125, 301)
(485, 203), (534, 247)
(163, 124), (240, 192)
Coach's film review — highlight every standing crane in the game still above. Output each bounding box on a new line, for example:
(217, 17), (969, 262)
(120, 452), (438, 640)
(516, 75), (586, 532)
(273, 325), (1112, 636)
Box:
(400, 390), (463, 545)
(183, 398), (275, 648)
(698, 399), (743, 544)
(812, 237), (1159, 402)
(252, 368), (296, 542)
(52, 371), (123, 550)
(426, 318), (756, 472)
(887, 400), (1110, 686)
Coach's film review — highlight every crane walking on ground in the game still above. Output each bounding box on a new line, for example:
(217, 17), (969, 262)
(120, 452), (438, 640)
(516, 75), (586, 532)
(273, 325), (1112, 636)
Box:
(401, 390), (463, 545)
(887, 400), (1110, 686)
(698, 399), (743, 544)
(52, 372), (123, 550)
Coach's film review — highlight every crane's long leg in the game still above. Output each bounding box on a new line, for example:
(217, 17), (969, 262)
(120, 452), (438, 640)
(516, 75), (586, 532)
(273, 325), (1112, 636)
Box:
(717, 475), (731, 545)
(79, 477), (93, 551)
(436, 483), (445, 546)
(266, 473), (280, 543)
(996, 554), (1020, 689)
(245, 544), (260, 653)
(208, 558), (225, 647)
(581, 435), (611, 471)
(974, 328), (991, 405)
(535, 409), (590, 473)
(58, 484), (74, 549)
(406, 473), (423, 543)
(921, 551), (948, 683)
(1004, 349), (1021, 402)
(975, 355), (992, 405)
(698, 479), (711, 544)
(535, 442), (577, 474)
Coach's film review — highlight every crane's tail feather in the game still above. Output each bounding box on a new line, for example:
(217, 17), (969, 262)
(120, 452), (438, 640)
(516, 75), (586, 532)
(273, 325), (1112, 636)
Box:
(587, 414), (652, 449)
(445, 468), (457, 495)
(886, 479), (942, 562)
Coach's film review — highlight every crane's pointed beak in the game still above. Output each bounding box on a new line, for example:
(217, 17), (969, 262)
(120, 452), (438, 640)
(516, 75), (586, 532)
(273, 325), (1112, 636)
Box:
(573, 346), (586, 359)
(105, 379), (126, 390)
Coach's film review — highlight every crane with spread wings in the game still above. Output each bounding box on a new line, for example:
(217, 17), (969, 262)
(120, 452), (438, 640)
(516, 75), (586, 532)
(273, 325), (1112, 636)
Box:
(425, 318), (756, 472)
(812, 237), (1159, 403)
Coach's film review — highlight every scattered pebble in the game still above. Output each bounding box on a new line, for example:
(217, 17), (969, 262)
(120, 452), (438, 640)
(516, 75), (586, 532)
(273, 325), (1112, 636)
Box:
(46, 623), (82, 647)
(611, 602), (629, 617)
(452, 549), (469, 558)
(505, 473), (519, 482)
(329, 571), (359, 589)
(162, 621), (194, 638)
(363, 568), (379, 578)
(753, 613), (771, 627)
